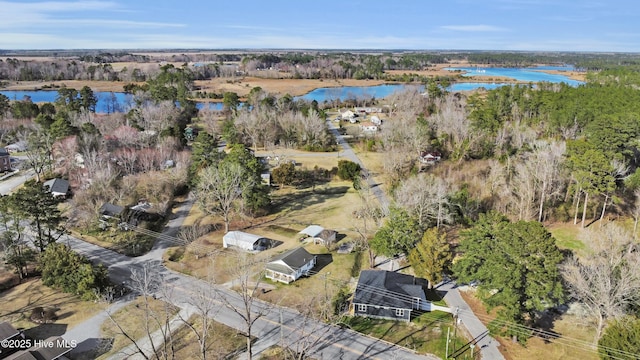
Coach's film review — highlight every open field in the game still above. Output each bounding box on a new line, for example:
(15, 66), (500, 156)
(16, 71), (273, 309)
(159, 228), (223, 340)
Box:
(0, 278), (106, 340)
(459, 289), (598, 360)
(165, 177), (365, 284)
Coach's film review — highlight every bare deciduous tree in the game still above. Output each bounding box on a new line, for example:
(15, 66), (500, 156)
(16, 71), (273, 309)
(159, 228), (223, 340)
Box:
(395, 173), (452, 229)
(215, 250), (271, 360)
(196, 162), (245, 233)
(561, 224), (640, 343)
(353, 184), (385, 268)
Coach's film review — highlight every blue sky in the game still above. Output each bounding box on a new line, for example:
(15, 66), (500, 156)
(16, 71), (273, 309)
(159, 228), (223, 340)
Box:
(0, 0), (638, 51)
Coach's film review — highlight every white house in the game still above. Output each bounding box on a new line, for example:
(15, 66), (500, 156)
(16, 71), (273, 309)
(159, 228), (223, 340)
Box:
(265, 247), (317, 284)
(5, 141), (27, 153)
(360, 122), (379, 133)
(370, 116), (382, 126)
(223, 231), (271, 252)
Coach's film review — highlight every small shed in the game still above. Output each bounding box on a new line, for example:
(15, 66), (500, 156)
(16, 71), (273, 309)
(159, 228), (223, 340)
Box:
(223, 231), (271, 252)
(265, 247), (317, 284)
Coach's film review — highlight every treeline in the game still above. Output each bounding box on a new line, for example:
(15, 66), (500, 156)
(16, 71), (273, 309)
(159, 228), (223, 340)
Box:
(4, 51), (639, 84)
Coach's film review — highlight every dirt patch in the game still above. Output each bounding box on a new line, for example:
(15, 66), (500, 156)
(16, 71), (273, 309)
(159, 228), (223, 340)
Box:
(0, 278), (106, 340)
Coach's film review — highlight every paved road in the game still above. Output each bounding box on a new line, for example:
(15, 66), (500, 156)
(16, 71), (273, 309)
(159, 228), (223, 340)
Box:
(327, 120), (389, 213)
(64, 232), (435, 359)
(0, 169), (34, 195)
(327, 120), (503, 359)
(437, 281), (505, 360)
(55, 195), (434, 359)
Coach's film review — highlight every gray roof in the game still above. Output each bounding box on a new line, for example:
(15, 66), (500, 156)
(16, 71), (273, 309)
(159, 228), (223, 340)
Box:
(43, 178), (69, 195)
(0, 148), (9, 157)
(5, 336), (73, 360)
(266, 247), (315, 275)
(99, 202), (125, 217)
(353, 270), (426, 310)
(299, 225), (324, 237)
(0, 322), (19, 341)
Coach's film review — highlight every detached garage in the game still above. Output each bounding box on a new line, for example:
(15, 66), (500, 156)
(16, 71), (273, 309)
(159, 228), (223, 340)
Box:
(223, 231), (271, 252)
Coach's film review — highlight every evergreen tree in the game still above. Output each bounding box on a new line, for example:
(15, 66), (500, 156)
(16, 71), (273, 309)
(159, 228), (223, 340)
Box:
(453, 212), (564, 339)
(408, 228), (452, 289)
(370, 207), (421, 257)
(598, 316), (640, 360)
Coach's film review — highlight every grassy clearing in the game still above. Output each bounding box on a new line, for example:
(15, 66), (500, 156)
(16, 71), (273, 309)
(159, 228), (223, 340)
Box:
(547, 223), (586, 255)
(99, 296), (179, 359)
(342, 312), (466, 358)
(169, 315), (247, 359)
(0, 278), (105, 340)
(459, 289), (598, 360)
(170, 179), (365, 284)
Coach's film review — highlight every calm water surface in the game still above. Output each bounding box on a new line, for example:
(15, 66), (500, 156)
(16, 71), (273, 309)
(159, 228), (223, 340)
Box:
(1, 67), (584, 111)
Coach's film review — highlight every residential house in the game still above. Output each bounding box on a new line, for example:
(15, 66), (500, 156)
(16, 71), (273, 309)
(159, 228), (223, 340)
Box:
(0, 148), (11, 172)
(353, 270), (444, 322)
(0, 322), (21, 358)
(0, 321), (20, 344)
(360, 122), (379, 133)
(419, 151), (442, 165)
(5, 141), (27, 153)
(99, 202), (125, 220)
(265, 247), (317, 284)
(4, 336), (74, 360)
(222, 231), (272, 252)
(370, 115), (383, 126)
(43, 178), (70, 198)
(298, 225), (337, 246)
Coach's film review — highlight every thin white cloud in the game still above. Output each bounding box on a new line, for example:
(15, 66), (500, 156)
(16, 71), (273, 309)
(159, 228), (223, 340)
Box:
(441, 25), (507, 32)
(0, 1), (118, 13)
(544, 15), (592, 22)
(0, 1), (183, 30)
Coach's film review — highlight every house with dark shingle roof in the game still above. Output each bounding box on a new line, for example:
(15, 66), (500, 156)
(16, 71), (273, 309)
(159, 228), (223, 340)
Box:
(265, 247), (316, 284)
(353, 270), (429, 322)
(43, 178), (70, 198)
(0, 148), (11, 172)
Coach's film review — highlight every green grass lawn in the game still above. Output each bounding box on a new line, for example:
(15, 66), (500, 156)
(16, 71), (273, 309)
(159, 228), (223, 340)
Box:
(548, 223), (585, 253)
(342, 312), (467, 358)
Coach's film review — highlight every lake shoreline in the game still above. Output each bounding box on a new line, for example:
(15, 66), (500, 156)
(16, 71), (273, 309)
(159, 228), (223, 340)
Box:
(0, 63), (586, 98)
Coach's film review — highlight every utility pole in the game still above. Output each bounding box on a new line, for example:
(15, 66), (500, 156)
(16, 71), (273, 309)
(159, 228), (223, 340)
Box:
(445, 327), (451, 359)
(452, 307), (459, 359)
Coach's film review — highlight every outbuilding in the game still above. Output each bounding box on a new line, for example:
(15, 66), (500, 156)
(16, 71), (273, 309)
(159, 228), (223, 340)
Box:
(299, 225), (337, 247)
(223, 231), (271, 252)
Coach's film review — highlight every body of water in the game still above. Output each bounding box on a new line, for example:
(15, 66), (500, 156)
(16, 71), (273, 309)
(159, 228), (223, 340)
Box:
(297, 84), (414, 102)
(445, 66), (583, 86)
(1, 67), (583, 111)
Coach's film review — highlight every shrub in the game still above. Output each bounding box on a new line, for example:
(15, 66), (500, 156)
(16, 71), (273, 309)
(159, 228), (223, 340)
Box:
(337, 160), (361, 181)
